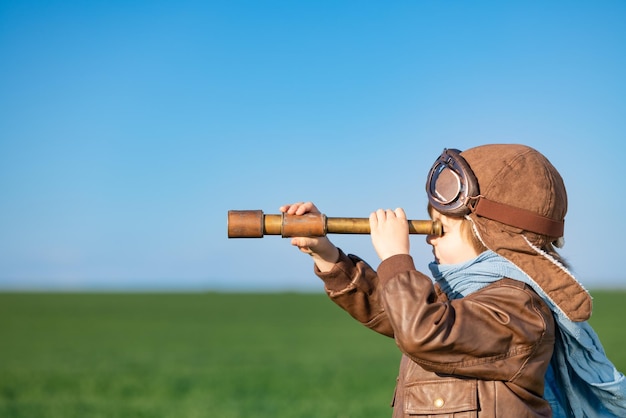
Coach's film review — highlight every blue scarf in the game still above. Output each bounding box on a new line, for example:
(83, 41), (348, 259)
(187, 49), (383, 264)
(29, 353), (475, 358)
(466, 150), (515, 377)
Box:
(428, 250), (626, 417)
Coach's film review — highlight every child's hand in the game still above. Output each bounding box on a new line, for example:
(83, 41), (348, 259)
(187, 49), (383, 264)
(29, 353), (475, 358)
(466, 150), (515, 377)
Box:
(370, 208), (410, 261)
(279, 202), (339, 271)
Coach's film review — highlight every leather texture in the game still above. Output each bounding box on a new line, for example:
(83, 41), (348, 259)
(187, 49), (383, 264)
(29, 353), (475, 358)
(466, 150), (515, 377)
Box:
(460, 144), (591, 322)
(317, 250), (555, 417)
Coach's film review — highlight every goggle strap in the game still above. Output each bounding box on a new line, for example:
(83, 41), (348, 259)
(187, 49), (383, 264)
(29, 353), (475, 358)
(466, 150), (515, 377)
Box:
(472, 197), (564, 237)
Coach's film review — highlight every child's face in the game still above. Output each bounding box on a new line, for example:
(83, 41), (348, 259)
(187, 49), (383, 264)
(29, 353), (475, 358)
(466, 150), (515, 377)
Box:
(427, 210), (481, 265)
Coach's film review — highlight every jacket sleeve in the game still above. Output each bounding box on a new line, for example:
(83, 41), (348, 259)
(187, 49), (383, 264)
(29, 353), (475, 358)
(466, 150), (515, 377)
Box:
(315, 249), (397, 338)
(378, 254), (555, 383)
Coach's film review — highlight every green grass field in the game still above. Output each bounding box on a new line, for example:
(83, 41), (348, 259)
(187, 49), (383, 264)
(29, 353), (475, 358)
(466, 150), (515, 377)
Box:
(1, 291), (625, 418)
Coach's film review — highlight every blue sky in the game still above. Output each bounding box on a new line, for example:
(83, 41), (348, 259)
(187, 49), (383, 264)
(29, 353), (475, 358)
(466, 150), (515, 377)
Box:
(1, 1), (625, 291)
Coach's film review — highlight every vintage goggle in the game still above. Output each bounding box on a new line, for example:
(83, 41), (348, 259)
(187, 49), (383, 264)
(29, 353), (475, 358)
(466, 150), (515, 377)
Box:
(426, 148), (479, 216)
(426, 147), (565, 237)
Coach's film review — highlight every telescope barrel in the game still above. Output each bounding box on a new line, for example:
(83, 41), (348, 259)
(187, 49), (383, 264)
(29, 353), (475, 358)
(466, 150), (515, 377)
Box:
(227, 210), (442, 238)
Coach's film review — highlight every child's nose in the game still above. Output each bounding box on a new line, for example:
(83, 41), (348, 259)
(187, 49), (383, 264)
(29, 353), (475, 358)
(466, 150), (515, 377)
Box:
(426, 234), (436, 245)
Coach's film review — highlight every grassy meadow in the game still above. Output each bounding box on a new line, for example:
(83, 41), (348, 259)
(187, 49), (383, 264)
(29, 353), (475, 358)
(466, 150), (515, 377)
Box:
(1, 290), (625, 418)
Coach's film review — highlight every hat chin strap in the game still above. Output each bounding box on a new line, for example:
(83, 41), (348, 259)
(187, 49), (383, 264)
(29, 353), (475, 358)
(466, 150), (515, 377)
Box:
(471, 197), (564, 238)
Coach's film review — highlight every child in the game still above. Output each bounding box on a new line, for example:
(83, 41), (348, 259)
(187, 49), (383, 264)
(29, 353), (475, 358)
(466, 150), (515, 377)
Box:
(280, 144), (625, 417)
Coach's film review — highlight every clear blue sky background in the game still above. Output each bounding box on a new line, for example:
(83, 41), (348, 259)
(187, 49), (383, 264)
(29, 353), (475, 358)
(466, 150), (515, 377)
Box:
(1, 1), (625, 291)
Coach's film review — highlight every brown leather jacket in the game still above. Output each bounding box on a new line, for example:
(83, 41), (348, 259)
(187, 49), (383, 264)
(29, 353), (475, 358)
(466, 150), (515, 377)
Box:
(316, 250), (556, 417)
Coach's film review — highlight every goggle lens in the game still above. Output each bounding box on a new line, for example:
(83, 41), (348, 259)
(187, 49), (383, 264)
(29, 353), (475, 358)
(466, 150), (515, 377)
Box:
(430, 162), (462, 204)
(426, 149), (478, 215)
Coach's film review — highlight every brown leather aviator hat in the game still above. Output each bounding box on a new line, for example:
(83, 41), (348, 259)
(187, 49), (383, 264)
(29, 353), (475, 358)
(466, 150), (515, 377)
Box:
(427, 144), (592, 322)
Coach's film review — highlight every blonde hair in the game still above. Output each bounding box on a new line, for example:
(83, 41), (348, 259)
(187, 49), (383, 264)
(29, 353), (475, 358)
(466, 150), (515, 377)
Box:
(460, 217), (488, 254)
